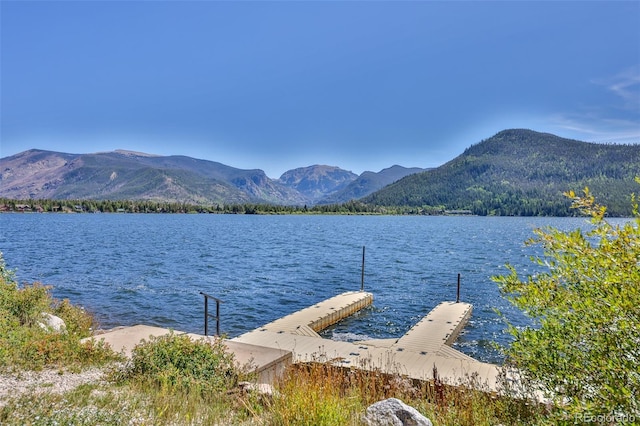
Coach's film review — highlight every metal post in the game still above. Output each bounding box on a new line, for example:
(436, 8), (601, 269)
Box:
(361, 246), (365, 292)
(204, 294), (209, 336)
(456, 273), (461, 303)
(216, 299), (220, 336)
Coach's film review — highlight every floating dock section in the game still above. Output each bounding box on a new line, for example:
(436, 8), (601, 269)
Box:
(256, 291), (374, 337)
(392, 301), (473, 352)
(232, 291), (501, 391)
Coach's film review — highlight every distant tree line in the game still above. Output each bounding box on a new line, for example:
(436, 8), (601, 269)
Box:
(0, 198), (388, 215)
(0, 198), (476, 216)
(0, 196), (624, 217)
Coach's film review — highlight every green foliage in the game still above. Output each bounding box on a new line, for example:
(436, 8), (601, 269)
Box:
(0, 197), (395, 215)
(0, 280), (50, 328)
(493, 186), (640, 421)
(364, 129), (640, 216)
(0, 252), (16, 284)
(105, 333), (245, 423)
(114, 332), (238, 395)
(0, 252), (118, 371)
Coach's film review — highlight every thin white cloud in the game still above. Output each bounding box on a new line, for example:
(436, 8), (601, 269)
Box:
(550, 66), (640, 143)
(550, 113), (640, 143)
(592, 65), (640, 108)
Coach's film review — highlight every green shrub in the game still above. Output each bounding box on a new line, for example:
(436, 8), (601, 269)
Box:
(494, 186), (640, 421)
(116, 332), (238, 395)
(53, 298), (94, 338)
(0, 251), (15, 284)
(0, 252), (118, 371)
(0, 279), (50, 328)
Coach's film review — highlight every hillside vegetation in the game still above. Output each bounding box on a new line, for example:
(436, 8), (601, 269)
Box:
(2, 129), (638, 215)
(363, 129), (640, 216)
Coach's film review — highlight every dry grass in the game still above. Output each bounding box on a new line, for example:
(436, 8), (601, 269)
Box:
(1, 359), (548, 425)
(262, 362), (546, 426)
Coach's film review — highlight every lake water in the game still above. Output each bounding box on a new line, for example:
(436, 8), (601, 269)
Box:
(0, 213), (602, 364)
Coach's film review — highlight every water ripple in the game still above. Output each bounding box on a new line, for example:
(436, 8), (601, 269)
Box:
(0, 213), (604, 363)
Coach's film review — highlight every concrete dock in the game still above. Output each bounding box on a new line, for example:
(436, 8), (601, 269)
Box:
(83, 325), (292, 383)
(86, 291), (500, 390)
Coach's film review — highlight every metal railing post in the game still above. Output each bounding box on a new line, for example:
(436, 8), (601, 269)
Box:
(361, 246), (365, 292)
(204, 295), (209, 336)
(200, 292), (222, 336)
(216, 299), (220, 336)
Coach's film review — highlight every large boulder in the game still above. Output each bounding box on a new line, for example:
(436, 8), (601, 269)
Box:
(363, 398), (433, 426)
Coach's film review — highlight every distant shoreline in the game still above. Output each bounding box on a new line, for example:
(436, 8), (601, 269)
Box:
(0, 199), (479, 216)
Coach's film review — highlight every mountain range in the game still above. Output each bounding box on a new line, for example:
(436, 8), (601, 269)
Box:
(1, 129), (639, 216)
(0, 149), (425, 206)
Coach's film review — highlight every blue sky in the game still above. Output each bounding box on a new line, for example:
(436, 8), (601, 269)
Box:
(2, 1), (639, 178)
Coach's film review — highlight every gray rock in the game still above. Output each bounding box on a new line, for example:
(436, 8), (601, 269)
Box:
(363, 398), (433, 426)
(238, 381), (276, 398)
(38, 313), (66, 333)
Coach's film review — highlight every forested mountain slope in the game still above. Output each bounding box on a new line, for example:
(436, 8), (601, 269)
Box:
(363, 129), (640, 216)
